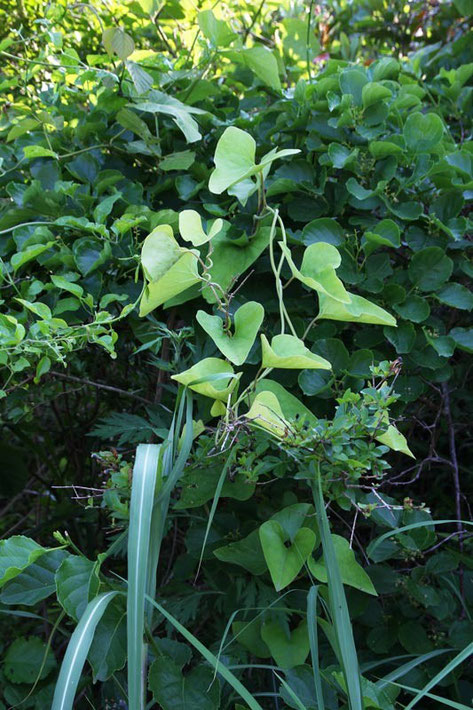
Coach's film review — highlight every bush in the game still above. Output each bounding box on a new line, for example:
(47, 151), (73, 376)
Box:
(0, 1), (472, 708)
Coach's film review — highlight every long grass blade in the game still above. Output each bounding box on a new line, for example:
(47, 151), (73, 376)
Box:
(375, 649), (451, 689)
(404, 642), (473, 709)
(196, 448), (235, 577)
(307, 585), (325, 710)
(312, 475), (362, 710)
(145, 594), (265, 710)
(52, 591), (118, 710)
(274, 672), (307, 710)
(127, 443), (161, 710)
(147, 390), (194, 621)
(386, 680), (473, 709)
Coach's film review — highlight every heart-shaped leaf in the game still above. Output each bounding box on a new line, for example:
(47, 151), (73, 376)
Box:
(171, 357), (239, 401)
(261, 334), (331, 370)
(179, 210), (223, 247)
(139, 226), (200, 316)
(279, 242), (350, 303)
(148, 659), (220, 710)
(261, 619), (310, 669)
(232, 619), (271, 658)
(403, 112), (444, 153)
(208, 126), (299, 195)
(308, 535), (377, 595)
(246, 391), (289, 438)
(259, 520), (316, 590)
(318, 291), (397, 327)
(197, 302), (264, 365)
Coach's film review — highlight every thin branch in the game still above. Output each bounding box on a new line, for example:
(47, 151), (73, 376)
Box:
(49, 371), (152, 405)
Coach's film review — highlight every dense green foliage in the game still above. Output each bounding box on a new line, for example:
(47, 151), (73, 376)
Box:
(0, 0), (472, 708)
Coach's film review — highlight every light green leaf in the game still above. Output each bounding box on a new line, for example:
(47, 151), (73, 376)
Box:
(376, 422), (415, 458)
(198, 9), (235, 47)
(279, 242), (350, 303)
(208, 126), (299, 195)
(261, 619), (310, 669)
(139, 226), (200, 316)
(133, 91), (207, 143)
(23, 145), (58, 160)
(403, 112), (444, 153)
(261, 334), (331, 370)
(232, 619), (271, 658)
(197, 302), (264, 365)
(308, 535), (377, 595)
(246, 391), (289, 438)
(259, 520), (316, 591)
(127, 443), (161, 710)
(11, 242), (55, 271)
(52, 592), (119, 710)
(141, 226), (179, 282)
(179, 210), (223, 246)
(102, 27), (135, 60)
(240, 46), (281, 91)
(171, 358), (239, 401)
(253, 380), (318, 425)
(126, 61), (153, 94)
(318, 291), (397, 326)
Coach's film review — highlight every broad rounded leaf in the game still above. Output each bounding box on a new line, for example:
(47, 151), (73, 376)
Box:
(408, 247), (453, 292)
(403, 112), (444, 153)
(4, 636), (56, 684)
